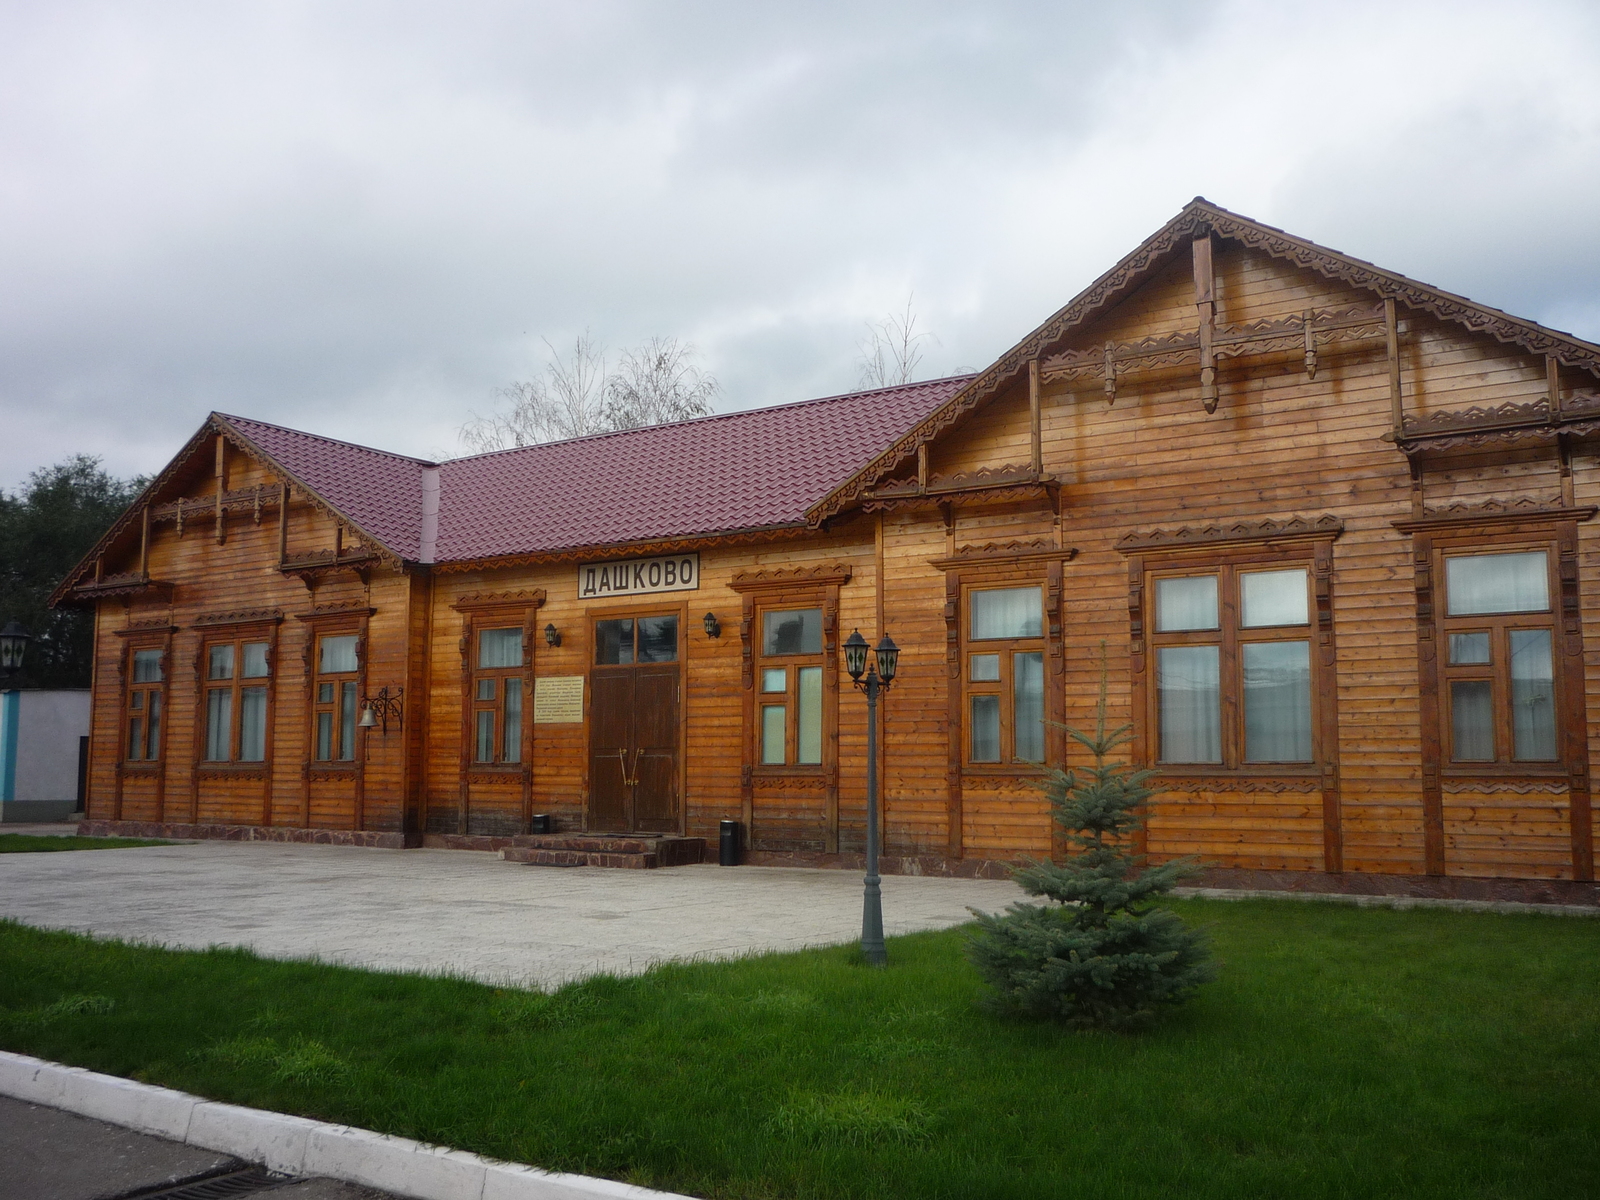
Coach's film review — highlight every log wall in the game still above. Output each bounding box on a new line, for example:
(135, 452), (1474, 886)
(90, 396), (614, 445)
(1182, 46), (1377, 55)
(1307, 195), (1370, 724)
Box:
(78, 236), (1600, 887)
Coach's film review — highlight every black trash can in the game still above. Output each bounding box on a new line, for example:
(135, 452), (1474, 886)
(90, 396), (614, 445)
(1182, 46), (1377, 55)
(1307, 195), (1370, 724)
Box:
(530, 813), (552, 835)
(719, 819), (742, 867)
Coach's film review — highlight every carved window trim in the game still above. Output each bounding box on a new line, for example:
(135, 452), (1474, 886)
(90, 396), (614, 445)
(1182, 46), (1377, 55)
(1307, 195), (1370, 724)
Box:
(729, 568), (847, 852)
(939, 555), (1069, 860)
(450, 594), (546, 834)
(1409, 517), (1593, 880)
(1126, 534), (1342, 872)
(957, 579), (1049, 776)
(194, 622), (279, 766)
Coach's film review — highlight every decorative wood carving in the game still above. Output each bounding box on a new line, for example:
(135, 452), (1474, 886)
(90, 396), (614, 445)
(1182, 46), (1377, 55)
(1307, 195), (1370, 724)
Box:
(193, 608), (284, 628)
(859, 465), (1058, 514)
(1156, 777), (1320, 794)
(1392, 500), (1598, 534)
(293, 603), (377, 621)
(1116, 514), (1344, 553)
(278, 550), (385, 582)
(450, 589), (548, 611)
(929, 540), (1078, 571)
(728, 563), (853, 592)
(807, 198), (1600, 526)
(1439, 780), (1569, 794)
(65, 572), (172, 605)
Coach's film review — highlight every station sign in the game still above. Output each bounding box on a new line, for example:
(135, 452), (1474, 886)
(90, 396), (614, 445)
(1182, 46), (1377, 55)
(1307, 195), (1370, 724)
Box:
(577, 552), (700, 599)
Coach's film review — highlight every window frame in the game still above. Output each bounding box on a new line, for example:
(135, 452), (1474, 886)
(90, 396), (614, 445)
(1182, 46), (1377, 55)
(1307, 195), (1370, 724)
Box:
(1133, 544), (1329, 780)
(1144, 560), (1320, 771)
(197, 631), (276, 766)
(753, 605), (827, 771)
(1434, 538), (1565, 776)
(310, 628), (361, 766)
(122, 641), (168, 767)
(473, 625), (528, 767)
(729, 567), (847, 854)
(451, 596), (544, 787)
(960, 581), (1048, 771)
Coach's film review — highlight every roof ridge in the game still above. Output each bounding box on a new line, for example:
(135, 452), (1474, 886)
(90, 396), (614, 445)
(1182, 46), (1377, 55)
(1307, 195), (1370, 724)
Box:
(217, 412), (439, 468)
(443, 373), (979, 465)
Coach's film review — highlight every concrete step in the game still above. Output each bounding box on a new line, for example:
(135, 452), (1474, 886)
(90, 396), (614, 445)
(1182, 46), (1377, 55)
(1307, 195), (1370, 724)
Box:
(502, 835), (705, 869)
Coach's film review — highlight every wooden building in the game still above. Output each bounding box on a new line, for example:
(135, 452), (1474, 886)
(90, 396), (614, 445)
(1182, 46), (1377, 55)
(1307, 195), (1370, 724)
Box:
(55, 200), (1600, 901)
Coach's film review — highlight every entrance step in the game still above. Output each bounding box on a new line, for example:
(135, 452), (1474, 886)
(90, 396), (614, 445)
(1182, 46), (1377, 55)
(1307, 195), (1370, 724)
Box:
(502, 834), (705, 869)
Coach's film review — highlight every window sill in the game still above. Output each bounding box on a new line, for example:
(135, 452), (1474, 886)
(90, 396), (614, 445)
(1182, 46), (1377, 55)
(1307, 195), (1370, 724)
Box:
(962, 765), (1048, 779)
(1440, 764), (1568, 779)
(1151, 766), (1320, 776)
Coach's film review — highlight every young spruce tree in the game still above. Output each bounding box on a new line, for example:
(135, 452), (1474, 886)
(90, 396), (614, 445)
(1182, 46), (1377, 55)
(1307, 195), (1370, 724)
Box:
(967, 660), (1216, 1030)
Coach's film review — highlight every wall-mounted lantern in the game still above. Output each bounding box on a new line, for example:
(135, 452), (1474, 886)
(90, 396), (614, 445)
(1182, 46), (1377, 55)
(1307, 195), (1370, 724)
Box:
(702, 611), (721, 639)
(0, 621), (32, 679)
(544, 623), (561, 648)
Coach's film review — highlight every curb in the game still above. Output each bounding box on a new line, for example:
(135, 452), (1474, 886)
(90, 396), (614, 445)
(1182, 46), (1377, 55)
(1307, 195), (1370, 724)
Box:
(1172, 886), (1600, 916)
(0, 1050), (691, 1200)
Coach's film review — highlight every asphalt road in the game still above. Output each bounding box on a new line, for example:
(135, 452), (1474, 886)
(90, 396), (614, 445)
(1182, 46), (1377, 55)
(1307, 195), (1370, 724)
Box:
(1, 1094), (401, 1199)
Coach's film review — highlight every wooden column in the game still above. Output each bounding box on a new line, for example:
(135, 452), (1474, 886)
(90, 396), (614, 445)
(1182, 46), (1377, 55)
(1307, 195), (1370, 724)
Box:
(1313, 540), (1343, 873)
(1385, 298), (1405, 436)
(1557, 524), (1594, 880)
(1194, 233), (1217, 413)
(277, 483), (290, 565)
(1412, 534), (1445, 874)
(1028, 359), (1043, 474)
(139, 506), (150, 576)
(944, 571), (963, 858)
(214, 435), (226, 545)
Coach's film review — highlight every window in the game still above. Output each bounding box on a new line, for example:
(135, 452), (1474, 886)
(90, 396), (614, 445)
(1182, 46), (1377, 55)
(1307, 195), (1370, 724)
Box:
(1149, 565), (1313, 766)
(964, 586), (1045, 766)
(313, 633), (358, 763)
(1440, 549), (1557, 764)
(203, 637), (271, 763)
(473, 626), (525, 764)
(756, 608), (823, 766)
(125, 647), (164, 762)
(594, 615), (679, 665)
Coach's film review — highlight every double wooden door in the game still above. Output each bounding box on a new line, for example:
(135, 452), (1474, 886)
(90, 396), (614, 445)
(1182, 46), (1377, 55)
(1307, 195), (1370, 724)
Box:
(589, 614), (680, 833)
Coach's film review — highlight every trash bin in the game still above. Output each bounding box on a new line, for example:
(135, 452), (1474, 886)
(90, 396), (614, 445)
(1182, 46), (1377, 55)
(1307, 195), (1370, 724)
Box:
(719, 819), (742, 866)
(530, 813), (552, 834)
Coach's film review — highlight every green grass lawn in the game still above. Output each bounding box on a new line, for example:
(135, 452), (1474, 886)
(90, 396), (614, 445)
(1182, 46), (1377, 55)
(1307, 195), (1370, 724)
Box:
(0, 833), (171, 852)
(1, 900), (1596, 1200)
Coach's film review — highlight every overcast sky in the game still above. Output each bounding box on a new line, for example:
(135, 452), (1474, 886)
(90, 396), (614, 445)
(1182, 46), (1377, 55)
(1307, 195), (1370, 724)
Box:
(2, 0), (1598, 489)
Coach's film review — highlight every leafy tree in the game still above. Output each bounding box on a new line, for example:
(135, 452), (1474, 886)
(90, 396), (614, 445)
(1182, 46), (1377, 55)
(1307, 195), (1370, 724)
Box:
(967, 660), (1216, 1030)
(460, 334), (718, 452)
(0, 456), (144, 689)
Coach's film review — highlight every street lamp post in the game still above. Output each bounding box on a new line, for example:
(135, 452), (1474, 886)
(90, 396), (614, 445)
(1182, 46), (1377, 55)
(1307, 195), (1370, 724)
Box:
(844, 629), (900, 967)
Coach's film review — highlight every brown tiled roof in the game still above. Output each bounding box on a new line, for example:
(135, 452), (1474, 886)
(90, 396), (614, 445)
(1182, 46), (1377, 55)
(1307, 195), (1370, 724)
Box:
(221, 376), (971, 564)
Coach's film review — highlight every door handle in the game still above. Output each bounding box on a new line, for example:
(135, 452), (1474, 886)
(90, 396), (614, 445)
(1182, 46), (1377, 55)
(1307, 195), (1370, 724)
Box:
(631, 748), (644, 787)
(617, 749), (633, 788)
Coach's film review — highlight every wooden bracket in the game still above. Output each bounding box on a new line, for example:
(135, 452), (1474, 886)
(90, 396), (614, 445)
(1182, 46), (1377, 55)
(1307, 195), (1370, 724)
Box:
(1194, 233), (1218, 413)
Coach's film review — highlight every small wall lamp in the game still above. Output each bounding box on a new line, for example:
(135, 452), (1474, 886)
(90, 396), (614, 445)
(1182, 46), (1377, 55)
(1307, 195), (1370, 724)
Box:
(702, 611), (721, 639)
(544, 623), (561, 648)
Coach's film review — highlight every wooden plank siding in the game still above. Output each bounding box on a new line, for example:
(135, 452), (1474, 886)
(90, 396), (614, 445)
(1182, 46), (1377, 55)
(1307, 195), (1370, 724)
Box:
(72, 227), (1600, 889)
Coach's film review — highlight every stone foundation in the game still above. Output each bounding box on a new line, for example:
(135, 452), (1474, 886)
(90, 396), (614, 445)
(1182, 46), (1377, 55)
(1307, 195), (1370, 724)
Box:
(78, 819), (406, 850)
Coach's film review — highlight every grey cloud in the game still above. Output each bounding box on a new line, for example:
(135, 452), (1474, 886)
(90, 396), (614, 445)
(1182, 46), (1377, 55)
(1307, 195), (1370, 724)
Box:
(1, 0), (1596, 489)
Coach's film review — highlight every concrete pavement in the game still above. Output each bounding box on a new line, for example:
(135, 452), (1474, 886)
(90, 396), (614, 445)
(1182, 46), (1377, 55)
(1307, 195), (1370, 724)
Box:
(0, 841), (1025, 987)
